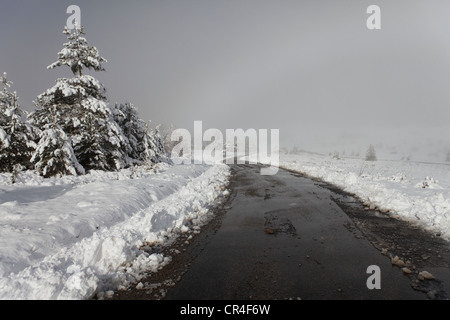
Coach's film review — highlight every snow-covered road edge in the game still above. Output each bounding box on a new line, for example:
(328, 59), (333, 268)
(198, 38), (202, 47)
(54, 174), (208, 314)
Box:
(0, 163), (230, 300)
(273, 154), (450, 241)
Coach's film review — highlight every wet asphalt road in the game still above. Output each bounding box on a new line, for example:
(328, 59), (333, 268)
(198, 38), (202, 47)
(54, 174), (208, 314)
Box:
(162, 164), (427, 300)
(113, 164), (450, 300)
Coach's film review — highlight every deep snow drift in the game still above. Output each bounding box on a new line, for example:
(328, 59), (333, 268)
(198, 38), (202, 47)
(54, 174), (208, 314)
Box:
(0, 162), (230, 300)
(277, 152), (450, 241)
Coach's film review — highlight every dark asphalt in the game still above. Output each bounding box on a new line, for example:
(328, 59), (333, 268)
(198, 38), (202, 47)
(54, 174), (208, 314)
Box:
(113, 164), (450, 300)
(163, 164), (426, 300)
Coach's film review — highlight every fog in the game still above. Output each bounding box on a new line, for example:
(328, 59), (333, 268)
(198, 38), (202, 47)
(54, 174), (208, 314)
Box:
(1, 0), (449, 162)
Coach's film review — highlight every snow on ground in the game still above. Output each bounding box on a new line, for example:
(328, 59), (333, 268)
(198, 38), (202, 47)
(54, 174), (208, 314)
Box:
(0, 161), (230, 300)
(276, 152), (450, 241)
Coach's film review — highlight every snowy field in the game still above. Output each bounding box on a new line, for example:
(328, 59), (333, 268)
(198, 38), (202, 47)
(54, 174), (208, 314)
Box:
(0, 162), (230, 300)
(277, 152), (450, 241)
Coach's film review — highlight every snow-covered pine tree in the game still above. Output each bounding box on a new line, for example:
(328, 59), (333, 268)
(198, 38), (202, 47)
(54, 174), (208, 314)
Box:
(158, 124), (179, 156)
(31, 126), (85, 178)
(30, 26), (128, 172)
(112, 102), (144, 163)
(153, 124), (169, 161)
(365, 144), (377, 161)
(141, 121), (168, 165)
(113, 103), (169, 165)
(0, 73), (37, 173)
(47, 25), (106, 77)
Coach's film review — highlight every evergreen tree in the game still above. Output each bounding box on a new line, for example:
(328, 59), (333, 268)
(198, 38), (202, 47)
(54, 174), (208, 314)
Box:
(365, 144), (377, 161)
(30, 26), (128, 172)
(47, 25), (106, 77)
(141, 122), (168, 165)
(31, 127), (84, 178)
(159, 124), (179, 156)
(112, 102), (144, 163)
(0, 73), (37, 173)
(113, 103), (169, 165)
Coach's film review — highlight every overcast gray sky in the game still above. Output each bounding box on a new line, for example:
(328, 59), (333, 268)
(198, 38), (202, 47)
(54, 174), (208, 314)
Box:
(1, 0), (449, 159)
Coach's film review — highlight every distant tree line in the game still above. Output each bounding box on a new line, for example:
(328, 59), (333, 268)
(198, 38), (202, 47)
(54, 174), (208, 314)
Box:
(0, 26), (168, 179)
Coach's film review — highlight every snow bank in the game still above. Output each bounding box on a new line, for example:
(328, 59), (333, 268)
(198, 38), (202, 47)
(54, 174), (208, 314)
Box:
(0, 162), (230, 300)
(275, 153), (450, 240)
